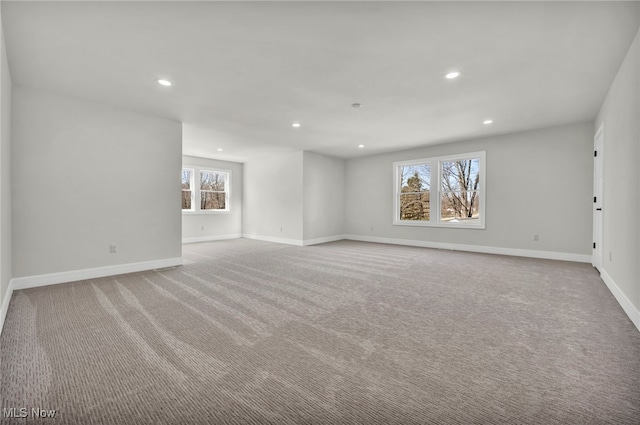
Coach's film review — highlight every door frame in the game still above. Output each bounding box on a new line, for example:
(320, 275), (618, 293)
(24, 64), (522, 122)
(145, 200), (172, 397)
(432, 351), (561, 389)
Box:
(592, 123), (604, 271)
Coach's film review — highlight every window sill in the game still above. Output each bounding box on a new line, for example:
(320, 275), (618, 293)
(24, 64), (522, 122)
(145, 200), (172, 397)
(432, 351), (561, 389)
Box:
(393, 220), (485, 229)
(182, 210), (231, 215)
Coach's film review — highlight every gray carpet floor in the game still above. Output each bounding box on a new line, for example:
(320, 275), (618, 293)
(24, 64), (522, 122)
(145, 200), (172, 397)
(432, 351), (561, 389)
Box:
(1, 239), (639, 424)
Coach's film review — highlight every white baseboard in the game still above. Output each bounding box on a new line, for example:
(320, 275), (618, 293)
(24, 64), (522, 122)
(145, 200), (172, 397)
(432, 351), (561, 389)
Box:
(303, 235), (347, 246)
(10, 257), (184, 291)
(242, 234), (304, 246)
(343, 234), (592, 263)
(600, 269), (640, 332)
(241, 233), (592, 263)
(182, 234), (242, 244)
(241, 234), (347, 247)
(0, 279), (14, 337)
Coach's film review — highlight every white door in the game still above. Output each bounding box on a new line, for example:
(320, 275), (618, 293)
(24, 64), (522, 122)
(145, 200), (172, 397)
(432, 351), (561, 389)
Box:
(593, 124), (604, 271)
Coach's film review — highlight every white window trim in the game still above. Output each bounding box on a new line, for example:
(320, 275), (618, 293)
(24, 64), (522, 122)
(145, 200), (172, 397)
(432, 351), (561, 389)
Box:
(393, 151), (486, 229)
(182, 166), (231, 214)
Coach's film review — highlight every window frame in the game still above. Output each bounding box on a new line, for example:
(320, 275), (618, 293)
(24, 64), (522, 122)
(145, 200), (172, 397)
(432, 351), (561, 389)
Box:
(182, 166), (231, 214)
(393, 151), (486, 229)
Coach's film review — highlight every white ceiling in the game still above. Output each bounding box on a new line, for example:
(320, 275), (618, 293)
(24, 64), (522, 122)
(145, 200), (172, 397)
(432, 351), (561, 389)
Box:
(3, 1), (639, 162)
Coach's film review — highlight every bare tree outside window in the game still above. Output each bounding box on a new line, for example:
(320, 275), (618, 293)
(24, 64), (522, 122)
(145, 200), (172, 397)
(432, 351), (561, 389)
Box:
(182, 169), (192, 210)
(440, 159), (480, 222)
(200, 171), (227, 210)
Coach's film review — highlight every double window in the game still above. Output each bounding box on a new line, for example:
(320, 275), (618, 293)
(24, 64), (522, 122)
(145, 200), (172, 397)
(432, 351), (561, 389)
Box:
(182, 168), (230, 213)
(393, 152), (485, 228)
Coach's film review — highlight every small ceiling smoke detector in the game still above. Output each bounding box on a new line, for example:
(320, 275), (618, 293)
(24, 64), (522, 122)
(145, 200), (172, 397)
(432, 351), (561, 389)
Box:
(157, 79), (172, 86)
(358, 144), (365, 148)
(445, 71), (461, 79)
(352, 103), (363, 108)
(292, 122), (301, 128)
(483, 119), (494, 125)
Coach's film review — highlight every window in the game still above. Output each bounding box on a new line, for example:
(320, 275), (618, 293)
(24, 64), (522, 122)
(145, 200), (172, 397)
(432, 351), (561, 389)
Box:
(393, 152), (485, 228)
(200, 170), (228, 211)
(182, 168), (194, 211)
(399, 163), (431, 221)
(182, 167), (230, 213)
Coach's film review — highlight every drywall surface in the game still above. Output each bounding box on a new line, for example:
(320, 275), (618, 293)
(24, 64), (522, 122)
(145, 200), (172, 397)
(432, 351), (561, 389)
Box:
(0, 15), (12, 305)
(12, 87), (182, 277)
(182, 155), (243, 241)
(595, 27), (640, 312)
(303, 152), (345, 242)
(345, 122), (594, 256)
(243, 151), (303, 242)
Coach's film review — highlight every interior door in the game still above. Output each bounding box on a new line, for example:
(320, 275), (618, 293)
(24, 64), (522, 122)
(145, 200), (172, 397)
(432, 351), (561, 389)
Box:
(593, 124), (604, 271)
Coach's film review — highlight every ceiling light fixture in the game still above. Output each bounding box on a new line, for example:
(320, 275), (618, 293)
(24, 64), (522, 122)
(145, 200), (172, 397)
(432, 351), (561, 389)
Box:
(352, 103), (363, 108)
(216, 148), (223, 152)
(445, 71), (461, 79)
(483, 119), (494, 125)
(292, 122), (301, 128)
(157, 79), (172, 87)
(358, 144), (365, 148)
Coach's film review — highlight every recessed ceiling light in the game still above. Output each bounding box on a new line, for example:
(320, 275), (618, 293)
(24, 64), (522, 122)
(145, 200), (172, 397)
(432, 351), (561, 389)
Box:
(483, 119), (494, 125)
(157, 79), (172, 86)
(358, 144), (365, 148)
(352, 103), (363, 108)
(216, 148), (223, 152)
(292, 122), (301, 128)
(445, 71), (461, 79)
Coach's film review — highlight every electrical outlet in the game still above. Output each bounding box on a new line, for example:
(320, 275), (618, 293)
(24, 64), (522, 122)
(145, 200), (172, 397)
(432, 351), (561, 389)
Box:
(533, 234), (539, 242)
(280, 226), (283, 232)
(109, 244), (117, 254)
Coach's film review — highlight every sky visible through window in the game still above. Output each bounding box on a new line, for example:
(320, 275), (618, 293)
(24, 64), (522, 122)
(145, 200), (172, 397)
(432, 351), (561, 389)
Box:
(400, 164), (430, 191)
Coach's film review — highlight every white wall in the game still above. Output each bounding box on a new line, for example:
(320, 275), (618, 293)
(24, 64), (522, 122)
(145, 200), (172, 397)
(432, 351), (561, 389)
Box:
(243, 151), (303, 243)
(303, 151), (345, 242)
(595, 27), (640, 320)
(0, 10), (12, 313)
(182, 155), (242, 242)
(12, 87), (182, 278)
(344, 122), (594, 259)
